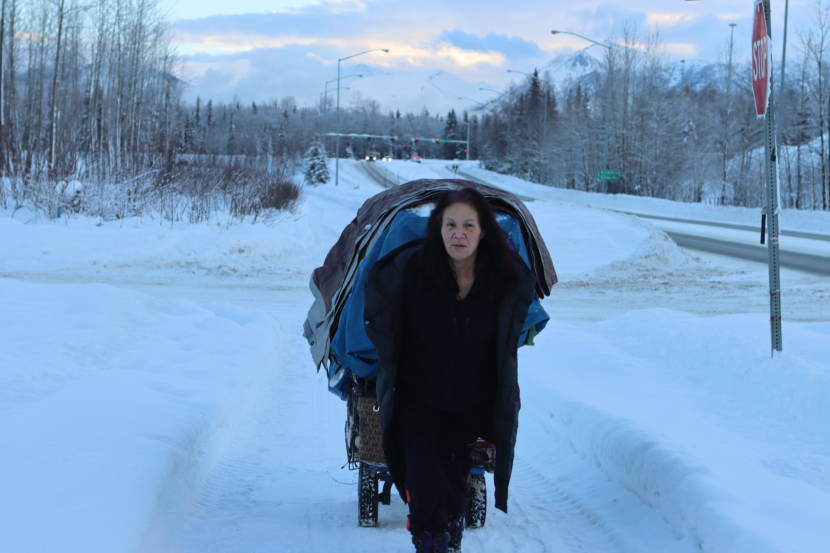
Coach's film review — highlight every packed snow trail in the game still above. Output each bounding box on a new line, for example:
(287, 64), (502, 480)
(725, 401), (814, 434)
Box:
(136, 281), (696, 553)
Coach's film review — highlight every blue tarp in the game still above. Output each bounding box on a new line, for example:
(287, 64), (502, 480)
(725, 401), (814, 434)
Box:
(327, 209), (549, 399)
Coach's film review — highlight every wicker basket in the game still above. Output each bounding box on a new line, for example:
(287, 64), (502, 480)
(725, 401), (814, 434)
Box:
(356, 396), (387, 465)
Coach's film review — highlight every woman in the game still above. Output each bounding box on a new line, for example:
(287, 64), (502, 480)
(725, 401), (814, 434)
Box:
(364, 187), (536, 553)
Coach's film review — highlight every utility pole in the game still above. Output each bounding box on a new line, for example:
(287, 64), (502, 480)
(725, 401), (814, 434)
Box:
(723, 23), (735, 179)
(722, 23), (737, 199)
(781, 0), (790, 96)
(464, 112), (470, 161)
(334, 49), (389, 187)
(779, 0), (790, 149)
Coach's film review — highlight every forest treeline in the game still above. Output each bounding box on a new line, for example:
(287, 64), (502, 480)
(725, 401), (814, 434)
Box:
(1, 0), (829, 219)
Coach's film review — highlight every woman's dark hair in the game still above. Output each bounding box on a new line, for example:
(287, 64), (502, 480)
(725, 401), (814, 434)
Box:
(418, 187), (521, 296)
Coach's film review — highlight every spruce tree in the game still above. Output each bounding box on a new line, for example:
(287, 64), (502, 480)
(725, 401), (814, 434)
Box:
(304, 142), (330, 186)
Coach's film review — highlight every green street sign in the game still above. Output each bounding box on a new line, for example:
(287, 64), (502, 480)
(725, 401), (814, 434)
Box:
(598, 170), (623, 181)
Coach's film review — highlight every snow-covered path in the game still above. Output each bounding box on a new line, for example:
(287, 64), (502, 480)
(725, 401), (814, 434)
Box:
(2, 160), (829, 553)
(134, 290), (698, 553)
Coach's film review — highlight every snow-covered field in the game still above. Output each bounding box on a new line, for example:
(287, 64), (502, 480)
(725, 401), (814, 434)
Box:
(1, 159), (828, 553)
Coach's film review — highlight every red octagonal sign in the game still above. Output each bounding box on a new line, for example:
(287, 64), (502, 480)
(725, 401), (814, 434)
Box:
(752, 0), (771, 118)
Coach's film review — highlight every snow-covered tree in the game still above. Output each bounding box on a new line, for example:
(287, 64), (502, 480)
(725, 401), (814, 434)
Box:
(303, 142), (330, 186)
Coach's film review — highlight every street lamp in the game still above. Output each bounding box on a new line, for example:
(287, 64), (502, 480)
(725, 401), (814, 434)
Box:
(457, 97), (484, 161)
(324, 86), (351, 98)
(680, 0), (789, 126)
(335, 48), (389, 186)
(478, 87), (500, 95)
(458, 96), (486, 108)
(550, 29), (611, 50)
(506, 69), (532, 77)
(323, 74), (362, 113)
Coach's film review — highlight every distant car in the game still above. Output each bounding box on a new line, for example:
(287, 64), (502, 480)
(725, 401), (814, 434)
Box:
(410, 152), (423, 163)
(365, 151), (380, 161)
(381, 154), (393, 162)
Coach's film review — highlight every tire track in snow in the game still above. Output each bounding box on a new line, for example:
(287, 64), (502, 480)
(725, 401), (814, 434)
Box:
(138, 300), (414, 553)
(511, 361), (700, 553)
(509, 460), (629, 553)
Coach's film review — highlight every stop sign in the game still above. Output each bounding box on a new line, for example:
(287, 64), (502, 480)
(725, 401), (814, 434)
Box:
(752, 0), (771, 117)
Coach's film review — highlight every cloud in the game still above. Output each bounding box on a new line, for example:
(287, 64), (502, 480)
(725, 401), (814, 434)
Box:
(645, 12), (701, 28)
(172, 10), (365, 42)
(165, 0), (814, 115)
(437, 30), (542, 60)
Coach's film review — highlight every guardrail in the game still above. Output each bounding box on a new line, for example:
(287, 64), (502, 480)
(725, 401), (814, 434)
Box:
(667, 232), (829, 275)
(612, 211), (830, 242)
(361, 161), (399, 189)
(455, 169), (536, 202)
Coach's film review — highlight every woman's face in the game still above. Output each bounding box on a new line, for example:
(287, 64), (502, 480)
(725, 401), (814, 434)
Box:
(441, 202), (483, 263)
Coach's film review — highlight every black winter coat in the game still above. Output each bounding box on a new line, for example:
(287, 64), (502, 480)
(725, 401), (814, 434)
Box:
(364, 241), (536, 513)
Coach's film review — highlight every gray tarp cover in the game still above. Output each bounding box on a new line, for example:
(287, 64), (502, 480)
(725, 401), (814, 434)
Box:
(303, 178), (557, 370)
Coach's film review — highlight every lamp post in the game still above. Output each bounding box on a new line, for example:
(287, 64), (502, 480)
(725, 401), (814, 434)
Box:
(324, 74), (362, 113)
(458, 96), (485, 107)
(458, 97), (487, 161)
(335, 48), (389, 186)
(780, 0), (790, 107)
(681, 0), (789, 97)
(550, 29), (612, 50)
(322, 86), (351, 110)
(723, 23), (736, 187)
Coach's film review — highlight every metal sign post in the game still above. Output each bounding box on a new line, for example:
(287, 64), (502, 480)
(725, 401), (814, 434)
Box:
(753, 0), (783, 353)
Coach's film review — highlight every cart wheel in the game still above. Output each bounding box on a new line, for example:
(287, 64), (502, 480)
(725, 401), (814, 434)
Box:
(358, 462), (379, 527)
(466, 472), (487, 528)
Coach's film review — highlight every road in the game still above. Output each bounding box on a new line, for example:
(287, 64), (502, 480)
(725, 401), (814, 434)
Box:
(628, 214), (830, 276)
(450, 167), (830, 276)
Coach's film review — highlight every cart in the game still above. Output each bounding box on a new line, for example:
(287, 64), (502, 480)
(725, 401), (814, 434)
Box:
(347, 376), (496, 528)
(303, 178), (557, 529)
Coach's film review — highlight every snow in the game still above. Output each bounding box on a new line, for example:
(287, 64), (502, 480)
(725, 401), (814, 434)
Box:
(448, 161), (830, 236)
(1, 159), (828, 553)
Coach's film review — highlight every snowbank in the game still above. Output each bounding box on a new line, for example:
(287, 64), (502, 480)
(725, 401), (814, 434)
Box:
(521, 310), (830, 552)
(0, 279), (280, 553)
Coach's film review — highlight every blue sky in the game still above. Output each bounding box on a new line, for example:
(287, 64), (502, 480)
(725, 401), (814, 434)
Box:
(158, 0), (812, 113)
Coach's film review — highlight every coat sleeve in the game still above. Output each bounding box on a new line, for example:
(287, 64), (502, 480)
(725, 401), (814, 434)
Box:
(363, 251), (411, 501)
(363, 253), (408, 431)
(493, 267), (537, 513)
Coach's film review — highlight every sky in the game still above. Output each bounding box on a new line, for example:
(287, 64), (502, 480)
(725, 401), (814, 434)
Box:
(158, 0), (815, 114)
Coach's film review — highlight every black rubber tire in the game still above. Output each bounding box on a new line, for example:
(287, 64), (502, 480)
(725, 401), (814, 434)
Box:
(358, 462), (379, 527)
(465, 472), (487, 528)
